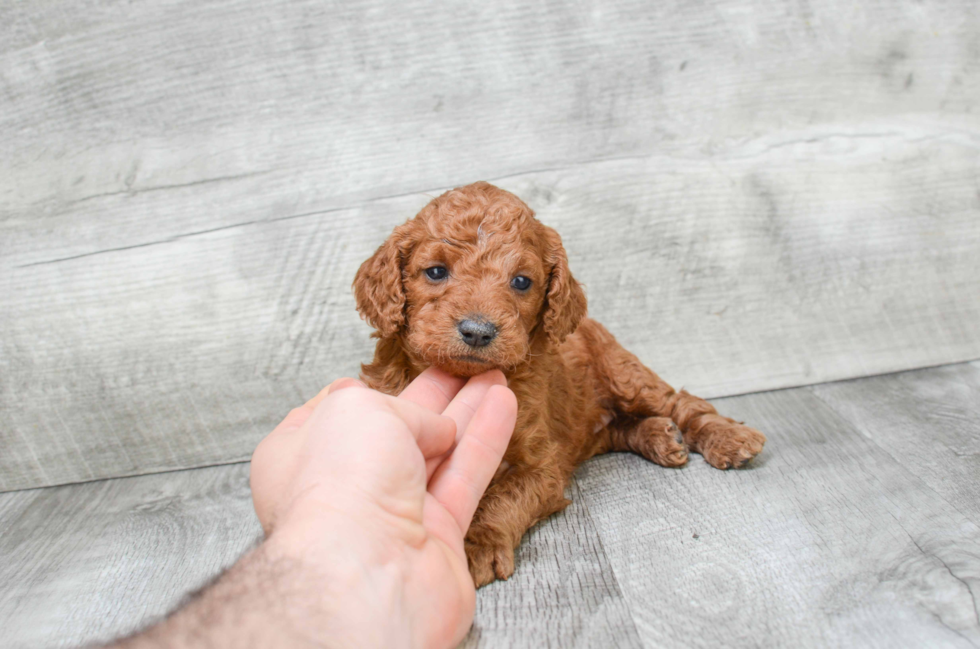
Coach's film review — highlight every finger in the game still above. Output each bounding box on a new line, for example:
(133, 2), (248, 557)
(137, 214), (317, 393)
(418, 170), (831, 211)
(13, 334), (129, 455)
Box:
(272, 378), (366, 437)
(313, 387), (459, 459)
(379, 395), (459, 458)
(398, 366), (466, 413)
(425, 370), (507, 481)
(270, 406), (315, 437)
(305, 377), (365, 409)
(443, 370), (507, 442)
(428, 385), (517, 533)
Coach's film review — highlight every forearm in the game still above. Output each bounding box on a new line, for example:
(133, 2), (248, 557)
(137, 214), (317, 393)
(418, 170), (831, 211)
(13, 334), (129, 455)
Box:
(108, 518), (408, 649)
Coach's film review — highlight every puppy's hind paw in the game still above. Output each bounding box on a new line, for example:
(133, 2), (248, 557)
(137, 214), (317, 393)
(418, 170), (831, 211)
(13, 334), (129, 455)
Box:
(694, 420), (766, 469)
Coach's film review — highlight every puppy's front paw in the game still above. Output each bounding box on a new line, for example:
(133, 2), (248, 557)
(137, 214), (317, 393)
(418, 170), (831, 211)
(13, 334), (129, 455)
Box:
(465, 529), (515, 587)
(693, 420), (766, 469)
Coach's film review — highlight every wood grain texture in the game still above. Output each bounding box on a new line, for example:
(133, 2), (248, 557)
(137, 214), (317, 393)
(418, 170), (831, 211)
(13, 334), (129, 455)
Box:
(0, 464), (262, 648)
(5, 0), (975, 266)
(576, 381), (980, 648)
(811, 361), (980, 526)
(3, 136), (979, 492)
(0, 466), (638, 649)
(2, 0), (979, 491)
(2, 366), (979, 647)
(462, 482), (642, 648)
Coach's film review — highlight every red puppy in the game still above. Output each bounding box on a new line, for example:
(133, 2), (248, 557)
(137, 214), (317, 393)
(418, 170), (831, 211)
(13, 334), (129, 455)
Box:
(354, 182), (765, 586)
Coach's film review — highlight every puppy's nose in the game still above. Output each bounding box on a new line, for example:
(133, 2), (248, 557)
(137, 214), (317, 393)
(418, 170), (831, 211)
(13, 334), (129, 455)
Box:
(458, 318), (497, 348)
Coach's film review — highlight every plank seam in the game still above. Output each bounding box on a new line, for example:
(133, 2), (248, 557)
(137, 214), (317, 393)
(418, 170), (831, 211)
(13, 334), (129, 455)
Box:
(0, 458), (251, 496)
(4, 358), (980, 495)
(715, 357), (980, 401)
(12, 155), (650, 269)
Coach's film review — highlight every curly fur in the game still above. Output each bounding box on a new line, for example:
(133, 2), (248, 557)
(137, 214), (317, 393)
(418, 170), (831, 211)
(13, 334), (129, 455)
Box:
(354, 181), (766, 586)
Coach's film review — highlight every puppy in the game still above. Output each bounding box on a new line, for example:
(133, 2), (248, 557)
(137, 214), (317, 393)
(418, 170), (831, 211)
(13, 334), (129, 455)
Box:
(354, 181), (765, 586)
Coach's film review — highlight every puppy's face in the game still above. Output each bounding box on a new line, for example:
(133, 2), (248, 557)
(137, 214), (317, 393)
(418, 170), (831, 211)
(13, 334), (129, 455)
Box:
(400, 220), (548, 375)
(354, 182), (586, 377)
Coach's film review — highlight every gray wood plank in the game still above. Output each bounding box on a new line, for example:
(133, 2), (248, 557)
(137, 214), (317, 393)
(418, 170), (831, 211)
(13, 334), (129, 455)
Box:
(0, 464), (636, 649)
(2, 0), (979, 491)
(811, 362), (980, 527)
(576, 385), (980, 648)
(0, 463), (262, 648)
(4, 0), (975, 269)
(463, 482), (642, 648)
(3, 366), (980, 647)
(3, 135), (979, 491)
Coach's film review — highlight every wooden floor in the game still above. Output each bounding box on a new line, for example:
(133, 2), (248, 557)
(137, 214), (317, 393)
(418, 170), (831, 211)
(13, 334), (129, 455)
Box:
(3, 361), (978, 648)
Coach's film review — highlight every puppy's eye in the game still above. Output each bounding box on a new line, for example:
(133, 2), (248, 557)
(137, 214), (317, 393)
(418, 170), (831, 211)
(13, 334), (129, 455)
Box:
(511, 275), (532, 291)
(425, 266), (448, 281)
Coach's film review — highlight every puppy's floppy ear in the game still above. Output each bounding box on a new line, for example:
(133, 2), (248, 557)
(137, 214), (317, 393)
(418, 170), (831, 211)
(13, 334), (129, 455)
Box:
(353, 222), (415, 338)
(541, 226), (587, 344)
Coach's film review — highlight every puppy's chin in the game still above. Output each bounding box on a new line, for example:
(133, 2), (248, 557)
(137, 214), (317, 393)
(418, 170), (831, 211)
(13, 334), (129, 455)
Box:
(431, 354), (500, 378)
(406, 330), (527, 377)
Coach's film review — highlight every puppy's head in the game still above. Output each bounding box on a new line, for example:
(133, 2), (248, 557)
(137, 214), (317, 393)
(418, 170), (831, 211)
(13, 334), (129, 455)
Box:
(354, 182), (586, 376)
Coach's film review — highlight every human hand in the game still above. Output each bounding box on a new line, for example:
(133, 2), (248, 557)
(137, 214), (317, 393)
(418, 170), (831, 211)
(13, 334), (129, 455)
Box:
(249, 368), (517, 648)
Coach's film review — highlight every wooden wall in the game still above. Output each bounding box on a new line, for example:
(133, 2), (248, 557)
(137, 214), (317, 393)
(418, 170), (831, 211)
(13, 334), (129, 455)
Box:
(2, 0), (979, 491)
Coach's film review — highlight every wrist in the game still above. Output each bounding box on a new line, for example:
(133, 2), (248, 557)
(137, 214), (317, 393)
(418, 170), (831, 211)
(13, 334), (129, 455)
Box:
(264, 505), (414, 648)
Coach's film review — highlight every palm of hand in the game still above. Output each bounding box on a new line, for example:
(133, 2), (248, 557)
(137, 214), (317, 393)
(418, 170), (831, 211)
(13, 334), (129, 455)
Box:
(250, 369), (516, 649)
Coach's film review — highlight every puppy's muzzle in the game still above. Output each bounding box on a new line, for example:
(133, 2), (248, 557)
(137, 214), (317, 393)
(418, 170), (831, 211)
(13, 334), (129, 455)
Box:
(458, 318), (497, 348)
